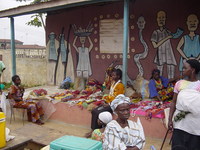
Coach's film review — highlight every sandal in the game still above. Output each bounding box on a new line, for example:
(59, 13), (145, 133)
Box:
(35, 119), (44, 125)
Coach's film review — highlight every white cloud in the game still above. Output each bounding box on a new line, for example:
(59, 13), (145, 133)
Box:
(0, 0), (46, 46)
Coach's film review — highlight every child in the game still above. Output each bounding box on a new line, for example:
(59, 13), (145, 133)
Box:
(91, 111), (112, 141)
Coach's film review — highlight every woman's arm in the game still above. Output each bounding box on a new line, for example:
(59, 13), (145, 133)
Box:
(126, 146), (139, 150)
(168, 93), (178, 130)
(11, 94), (23, 102)
(148, 80), (159, 99)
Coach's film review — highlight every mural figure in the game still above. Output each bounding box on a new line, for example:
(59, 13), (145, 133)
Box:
(134, 16), (149, 77)
(47, 32), (74, 85)
(60, 33), (67, 63)
(151, 11), (177, 79)
(72, 23), (94, 78)
(48, 32), (57, 61)
(47, 32), (58, 84)
(177, 14), (200, 73)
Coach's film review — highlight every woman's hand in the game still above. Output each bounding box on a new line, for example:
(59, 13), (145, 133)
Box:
(168, 119), (173, 131)
(102, 103), (109, 107)
(126, 146), (139, 150)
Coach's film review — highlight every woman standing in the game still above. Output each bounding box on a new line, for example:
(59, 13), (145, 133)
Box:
(168, 59), (200, 150)
(103, 94), (145, 150)
(86, 69), (125, 137)
(8, 75), (44, 125)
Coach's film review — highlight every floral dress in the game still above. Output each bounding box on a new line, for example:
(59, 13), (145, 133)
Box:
(149, 76), (174, 101)
(8, 85), (44, 123)
(155, 79), (174, 101)
(91, 129), (104, 141)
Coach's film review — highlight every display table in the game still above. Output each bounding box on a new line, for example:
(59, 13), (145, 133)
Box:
(49, 101), (170, 139)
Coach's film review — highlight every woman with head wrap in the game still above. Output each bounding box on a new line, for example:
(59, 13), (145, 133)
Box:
(148, 69), (178, 101)
(103, 94), (145, 150)
(91, 111), (112, 141)
(168, 59), (200, 150)
(8, 75), (44, 125)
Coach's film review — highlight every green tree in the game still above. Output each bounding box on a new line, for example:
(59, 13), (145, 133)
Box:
(16, 0), (50, 30)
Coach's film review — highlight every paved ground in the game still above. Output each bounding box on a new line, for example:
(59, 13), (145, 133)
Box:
(3, 85), (171, 150)
(6, 118), (171, 150)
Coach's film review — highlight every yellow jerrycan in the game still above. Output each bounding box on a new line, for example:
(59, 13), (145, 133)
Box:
(0, 112), (6, 148)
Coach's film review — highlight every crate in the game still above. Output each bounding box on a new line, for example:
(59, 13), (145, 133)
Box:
(50, 135), (102, 150)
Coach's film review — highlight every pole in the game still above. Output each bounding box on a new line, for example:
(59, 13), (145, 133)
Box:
(10, 17), (16, 76)
(122, 0), (129, 86)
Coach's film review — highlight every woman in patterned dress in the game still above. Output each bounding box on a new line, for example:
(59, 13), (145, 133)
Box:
(148, 69), (176, 101)
(8, 75), (44, 125)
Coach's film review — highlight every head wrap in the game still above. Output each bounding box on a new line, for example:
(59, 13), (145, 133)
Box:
(186, 59), (200, 74)
(110, 94), (130, 111)
(98, 111), (113, 124)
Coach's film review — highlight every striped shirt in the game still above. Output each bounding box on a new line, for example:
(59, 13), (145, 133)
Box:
(103, 119), (145, 150)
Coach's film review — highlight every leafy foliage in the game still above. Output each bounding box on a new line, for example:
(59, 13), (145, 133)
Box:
(26, 14), (42, 27)
(16, 0), (50, 30)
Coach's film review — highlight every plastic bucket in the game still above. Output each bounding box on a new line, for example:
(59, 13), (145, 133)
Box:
(0, 112), (6, 148)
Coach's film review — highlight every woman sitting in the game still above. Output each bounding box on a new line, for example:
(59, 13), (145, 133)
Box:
(91, 111), (112, 141)
(86, 69), (125, 137)
(103, 94), (145, 150)
(8, 75), (44, 125)
(103, 67), (115, 90)
(148, 69), (177, 101)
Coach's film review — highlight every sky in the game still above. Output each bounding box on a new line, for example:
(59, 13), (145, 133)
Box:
(0, 0), (46, 46)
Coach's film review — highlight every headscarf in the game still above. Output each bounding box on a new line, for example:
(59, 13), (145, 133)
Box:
(110, 94), (130, 111)
(98, 111), (113, 124)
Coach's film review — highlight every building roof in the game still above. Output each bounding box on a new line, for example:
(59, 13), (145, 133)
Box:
(0, 0), (119, 18)
(7, 44), (46, 49)
(0, 39), (23, 44)
(0, 39), (45, 49)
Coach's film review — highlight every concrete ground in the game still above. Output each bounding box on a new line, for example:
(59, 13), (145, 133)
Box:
(3, 85), (171, 150)
(5, 117), (171, 150)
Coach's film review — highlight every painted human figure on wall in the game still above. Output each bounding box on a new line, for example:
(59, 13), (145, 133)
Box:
(177, 14), (200, 73)
(151, 11), (177, 79)
(47, 32), (74, 85)
(48, 32), (58, 61)
(72, 23), (94, 78)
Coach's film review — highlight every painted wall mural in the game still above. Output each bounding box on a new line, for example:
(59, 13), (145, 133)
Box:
(47, 31), (74, 85)
(151, 11), (177, 79)
(72, 22), (94, 78)
(46, 0), (200, 83)
(177, 14), (200, 72)
(134, 16), (148, 77)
